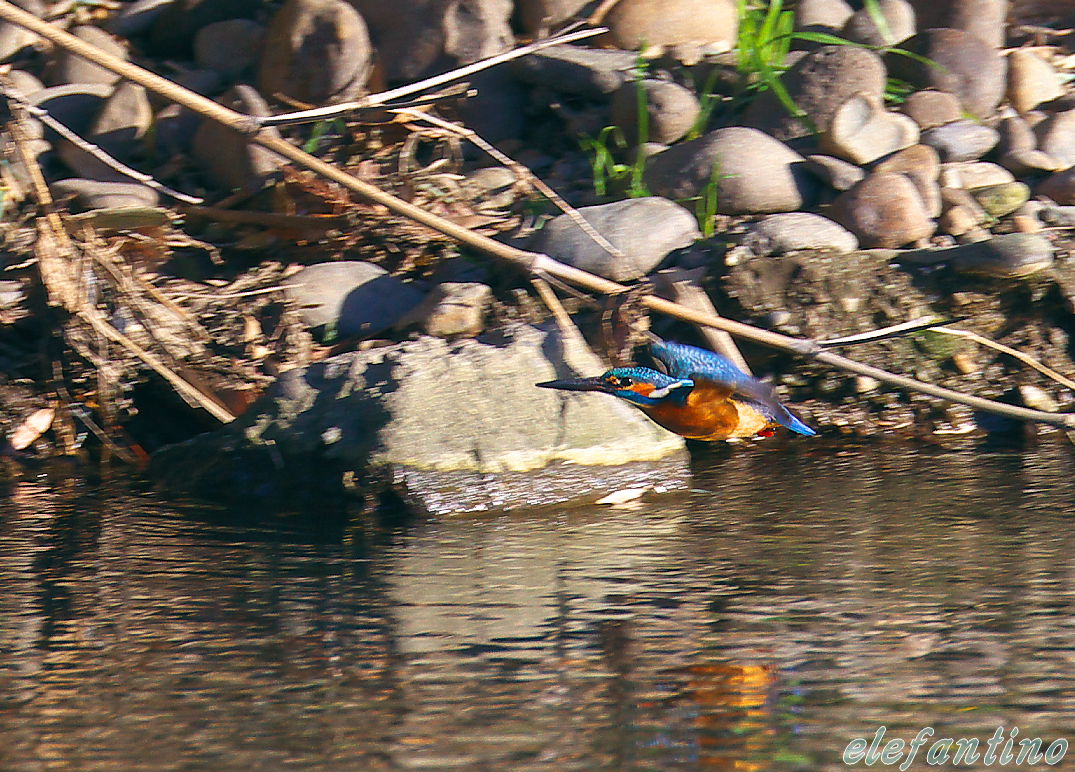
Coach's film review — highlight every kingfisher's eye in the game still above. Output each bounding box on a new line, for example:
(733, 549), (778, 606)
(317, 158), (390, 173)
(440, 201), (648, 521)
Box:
(611, 376), (633, 388)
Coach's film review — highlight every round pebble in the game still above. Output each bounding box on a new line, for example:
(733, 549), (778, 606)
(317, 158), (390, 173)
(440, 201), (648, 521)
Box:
(920, 120), (999, 162)
(532, 197), (700, 282)
(969, 182), (1031, 218)
(259, 0), (372, 104)
(1007, 49), (1064, 114)
(743, 213), (858, 255)
(900, 90), (963, 130)
(1033, 110), (1075, 169)
(644, 127), (815, 214)
(888, 28), (1006, 119)
(822, 91), (920, 165)
(831, 172), (935, 248)
(611, 79), (701, 145)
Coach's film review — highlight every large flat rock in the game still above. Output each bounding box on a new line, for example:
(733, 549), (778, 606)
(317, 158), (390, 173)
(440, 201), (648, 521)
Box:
(152, 324), (687, 514)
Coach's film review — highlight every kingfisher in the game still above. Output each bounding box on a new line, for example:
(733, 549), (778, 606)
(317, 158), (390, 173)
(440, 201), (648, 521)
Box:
(537, 341), (816, 440)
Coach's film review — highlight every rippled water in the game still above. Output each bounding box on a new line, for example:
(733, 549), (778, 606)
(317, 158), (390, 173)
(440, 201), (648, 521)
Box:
(1, 445), (1073, 770)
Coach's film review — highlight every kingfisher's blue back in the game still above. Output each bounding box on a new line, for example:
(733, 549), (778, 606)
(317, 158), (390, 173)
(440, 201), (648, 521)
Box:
(651, 342), (816, 437)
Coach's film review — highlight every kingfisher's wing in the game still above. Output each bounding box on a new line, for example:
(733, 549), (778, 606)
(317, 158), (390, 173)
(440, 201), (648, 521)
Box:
(650, 341), (755, 388)
(651, 341), (816, 436)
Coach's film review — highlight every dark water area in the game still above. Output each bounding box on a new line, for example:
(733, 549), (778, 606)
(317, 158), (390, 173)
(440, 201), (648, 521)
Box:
(1, 445), (1073, 771)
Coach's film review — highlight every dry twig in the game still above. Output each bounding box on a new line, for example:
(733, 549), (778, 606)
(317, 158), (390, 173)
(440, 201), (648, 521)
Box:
(258, 27), (607, 127)
(0, 81), (203, 204)
(396, 107), (628, 261)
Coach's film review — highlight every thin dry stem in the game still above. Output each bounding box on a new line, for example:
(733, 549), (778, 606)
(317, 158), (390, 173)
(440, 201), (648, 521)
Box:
(1, 81), (203, 204)
(259, 27), (608, 127)
(396, 107), (628, 261)
(934, 326), (1075, 393)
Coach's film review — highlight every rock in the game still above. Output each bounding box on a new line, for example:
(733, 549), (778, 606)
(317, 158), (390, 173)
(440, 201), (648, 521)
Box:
(517, 0), (589, 33)
(900, 89), (964, 130)
(0, 0), (44, 60)
(888, 28), (1007, 118)
(283, 261), (425, 339)
(842, 0), (915, 46)
(831, 172), (935, 248)
(938, 202), (985, 236)
(151, 324), (687, 514)
(1019, 385), (1059, 413)
(941, 186), (988, 219)
(1037, 167), (1075, 205)
(804, 154), (865, 191)
(610, 79), (700, 145)
(456, 68), (527, 145)
(154, 103), (202, 155)
(1034, 110), (1075, 169)
(107, 0), (174, 37)
(1000, 149), (1064, 176)
(1039, 204), (1075, 227)
(969, 182), (1030, 217)
(795, 0), (853, 29)
(1007, 50), (1064, 114)
(47, 26), (127, 86)
(532, 198), (700, 281)
(873, 144), (941, 216)
(743, 213), (858, 255)
(874, 144), (940, 180)
(920, 120), (999, 162)
(148, 0), (261, 56)
(400, 282), (492, 339)
(924, 234), (1055, 278)
(462, 166), (518, 209)
(49, 178), (159, 211)
(194, 19), (264, 80)
(821, 91), (920, 164)
(28, 83), (113, 144)
(353, 0), (512, 83)
(940, 161), (1015, 189)
(594, 0), (738, 62)
(744, 45), (886, 141)
(908, 0), (1009, 49)
(938, 187), (987, 235)
(258, 0), (371, 105)
(997, 114), (1037, 155)
(191, 85), (283, 192)
(511, 45), (640, 99)
(645, 127), (814, 214)
(88, 82), (153, 162)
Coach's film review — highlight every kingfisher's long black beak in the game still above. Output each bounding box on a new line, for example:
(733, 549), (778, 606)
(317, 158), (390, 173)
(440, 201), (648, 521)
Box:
(536, 376), (612, 393)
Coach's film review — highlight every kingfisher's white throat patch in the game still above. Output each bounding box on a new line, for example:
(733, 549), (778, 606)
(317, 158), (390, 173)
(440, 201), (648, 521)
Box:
(648, 379), (693, 399)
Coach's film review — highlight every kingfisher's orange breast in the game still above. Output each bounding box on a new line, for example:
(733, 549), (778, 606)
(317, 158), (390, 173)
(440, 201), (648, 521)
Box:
(641, 381), (773, 440)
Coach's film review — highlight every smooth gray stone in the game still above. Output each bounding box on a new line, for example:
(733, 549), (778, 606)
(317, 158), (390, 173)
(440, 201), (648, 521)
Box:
(511, 44), (641, 98)
(902, 233), (1054, 279)
(921, 120), (999, 162)
(282, 261), (425, 339)
(532, 197), (700, 282)
(744, 213), (858, 255)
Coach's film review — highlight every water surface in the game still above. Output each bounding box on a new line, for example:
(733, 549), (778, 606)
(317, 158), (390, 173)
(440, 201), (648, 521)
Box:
(1, 445), (1072, 770)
